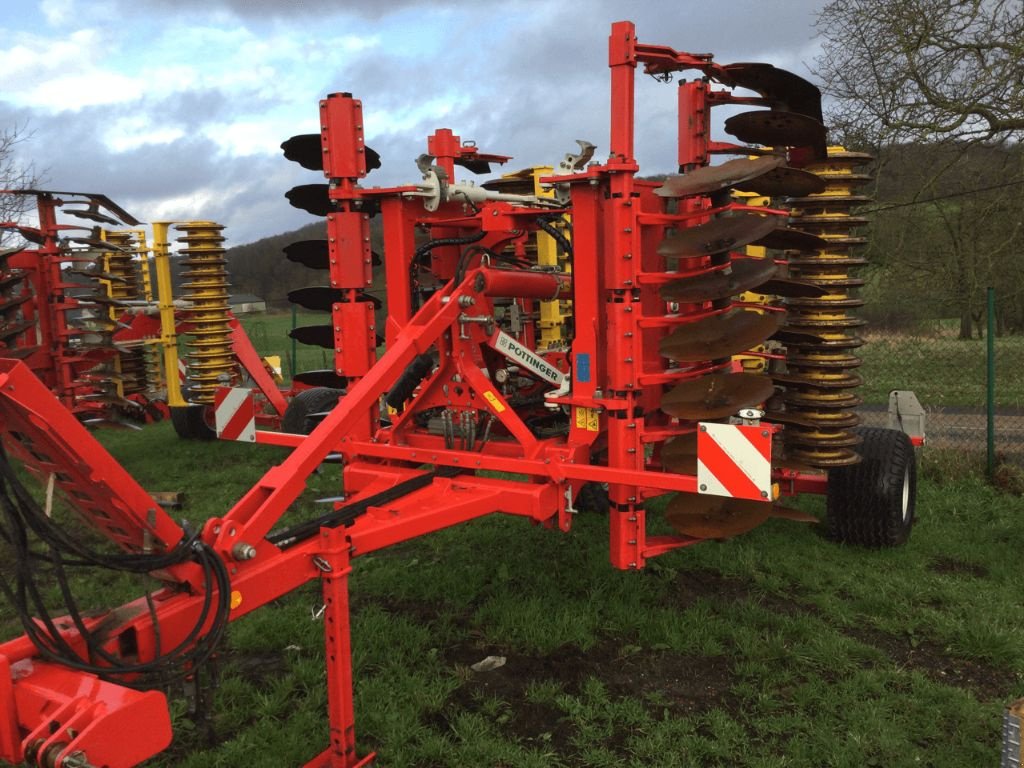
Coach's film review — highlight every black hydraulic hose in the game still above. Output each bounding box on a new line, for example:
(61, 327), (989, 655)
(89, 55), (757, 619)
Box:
(410, 231), (487, 310)
(537, 216), (573, 259)
(0, 448), (232, 688)
(269, 466), (461, 550)
(385, 353), (435, 412)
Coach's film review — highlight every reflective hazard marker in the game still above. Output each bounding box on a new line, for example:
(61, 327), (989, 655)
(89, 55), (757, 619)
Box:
(214, 387), (256, 442)
(696, 422), (772, 501)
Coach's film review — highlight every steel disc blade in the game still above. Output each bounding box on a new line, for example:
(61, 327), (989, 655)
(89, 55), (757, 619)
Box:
(284, 239), (329, 269)
(720, 63), (823, 121)
(665, 494), (771, 539)
(753, 227), (828, 251)
(658, 213), (781, 258)
(661, 259), (777, 303)
(285, 184), (333, 216)
(63, 207), (121, 226)
(661, 372), (775, 420)
(67, 268), (129, 283)
(64, 237), (125, 251)
(288, 286), (382, 311)
(281, 133), (323, 171)
(661, 432), (698, 473)
(764, 410), (819, 428)
(774, 456), (826, 474)
(0, 225), (45, 245)
(769, 505), (819, 523)
(659, 309), (782, 362)
(0, 295), (30, 313)
(364, 146), (381, 172)
(770, 327), (827, 346)
(482, 176), (535, 195)
(289, 325), (334, 348)
(455, 157), (492, 174)
(754, 277), (830, 298)
(0, 321), (34, 341)
(725, 110), (826, 148)
(284, 240), (380, 270)
(289, 286), (342, 311)
(655, 156), (785, 198)
(292, 369), (348, 389)
(733, 166), (826, 198)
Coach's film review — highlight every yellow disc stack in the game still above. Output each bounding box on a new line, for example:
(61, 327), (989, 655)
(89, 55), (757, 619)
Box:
(102, 230), (147, 396)
(175, 221), (237, 403)
(781, 148), (873, 467)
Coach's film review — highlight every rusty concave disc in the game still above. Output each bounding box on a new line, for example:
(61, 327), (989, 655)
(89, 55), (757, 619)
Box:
(724, 110), (827, 148)
(655, 156), (785, 198)
(666, 495), (771, 539)
(659, 309), (783, 362)
(658, 213), (781, 258)
(661, 432), (698, 473)
(754, 277), (829, 299)
(733, 165), (827, 197)
(754, 227), (827, 251)
(660, 258), (777, 303)
(661, 372), (775, 420)
(720, 63), (823, 121)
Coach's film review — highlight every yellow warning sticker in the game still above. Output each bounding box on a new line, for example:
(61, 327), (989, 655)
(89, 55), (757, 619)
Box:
(483, 391), (506, 413)
(575, 407), (600, 432)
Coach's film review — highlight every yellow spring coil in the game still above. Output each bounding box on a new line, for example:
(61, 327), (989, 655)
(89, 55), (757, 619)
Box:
(101, 230), (148, 396)
(781, 147), (874, 468)
(175, 221), (237, 404)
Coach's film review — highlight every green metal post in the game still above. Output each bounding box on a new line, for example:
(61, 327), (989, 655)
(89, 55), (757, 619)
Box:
(986, 287), (995, 478)
(291, 304), (298, 379)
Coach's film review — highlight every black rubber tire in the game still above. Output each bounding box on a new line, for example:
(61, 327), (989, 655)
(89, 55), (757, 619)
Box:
(281, 387), (345, 435)
(576, 482), (610, 514)
(170, 404), (216, 440)
(826, 427), (916, 547)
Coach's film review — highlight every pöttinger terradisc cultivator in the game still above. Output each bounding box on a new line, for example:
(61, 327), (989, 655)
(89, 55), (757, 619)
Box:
(0, 21), (920, 767)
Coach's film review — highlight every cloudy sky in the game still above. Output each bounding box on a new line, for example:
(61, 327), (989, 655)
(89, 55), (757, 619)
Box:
(2, 0), (829, 245)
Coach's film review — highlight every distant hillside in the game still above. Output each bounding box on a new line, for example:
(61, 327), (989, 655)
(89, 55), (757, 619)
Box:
(224, 218), (385, 311)
(224, 221), (325, 307)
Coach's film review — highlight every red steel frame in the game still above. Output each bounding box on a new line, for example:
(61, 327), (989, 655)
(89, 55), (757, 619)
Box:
(0, 21), (834, 767)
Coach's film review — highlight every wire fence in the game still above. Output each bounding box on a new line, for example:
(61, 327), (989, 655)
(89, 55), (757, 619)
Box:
(855, 299), (1024, 478)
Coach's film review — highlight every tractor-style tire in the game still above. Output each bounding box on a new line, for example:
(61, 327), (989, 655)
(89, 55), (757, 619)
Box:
(576, 482), (610, 514)
(170, 404), (216, 440)
(826, 427), (916, 547)
(281, 387), (345, 435)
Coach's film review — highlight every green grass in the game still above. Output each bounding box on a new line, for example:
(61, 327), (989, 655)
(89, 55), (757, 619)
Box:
(859, 331), (1024, 408)
(238, 309), (338, 379)
(2, 423), (1020, 767)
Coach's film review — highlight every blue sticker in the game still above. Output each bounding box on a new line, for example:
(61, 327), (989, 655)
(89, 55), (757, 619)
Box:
(576, 353), (591, 383)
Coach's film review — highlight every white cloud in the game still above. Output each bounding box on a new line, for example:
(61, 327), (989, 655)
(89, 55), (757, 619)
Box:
(33, 70), (147, 110)
(0, 28), (105, 84)
(40, 0), (76, 25)
(104, 115), (185, 151)
(201, 118), (293, 156)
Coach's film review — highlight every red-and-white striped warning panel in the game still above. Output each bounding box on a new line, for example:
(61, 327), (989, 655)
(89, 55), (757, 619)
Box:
(696, 422), (772, 501)
(214, 387), (256, 442)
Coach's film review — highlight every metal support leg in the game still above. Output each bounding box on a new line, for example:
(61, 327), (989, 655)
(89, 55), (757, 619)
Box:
(304, 529), (376, 768)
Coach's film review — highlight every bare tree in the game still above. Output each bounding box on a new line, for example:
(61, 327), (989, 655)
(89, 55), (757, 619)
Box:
(0, 123), (41, 247)
(815, 0), (1024, 146)
(815, 0), (1024, 338)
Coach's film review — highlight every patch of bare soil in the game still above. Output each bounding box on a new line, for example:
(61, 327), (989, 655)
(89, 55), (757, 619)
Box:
(843, 624), (1011, 701)
(434, 640), (736, 760)
(927, 556), (989, 578)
